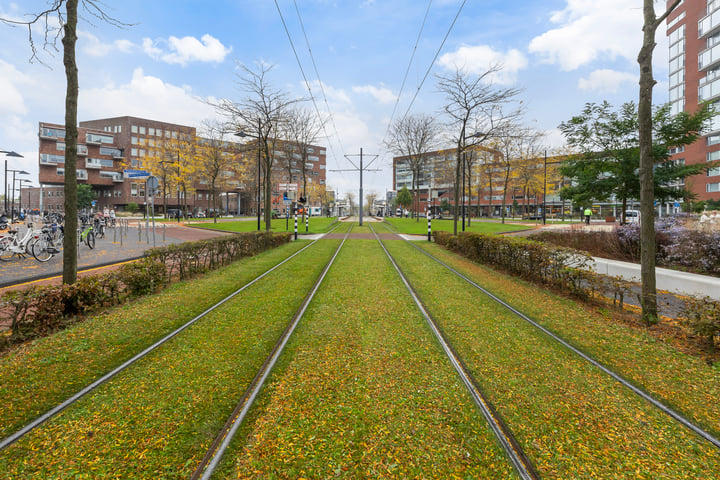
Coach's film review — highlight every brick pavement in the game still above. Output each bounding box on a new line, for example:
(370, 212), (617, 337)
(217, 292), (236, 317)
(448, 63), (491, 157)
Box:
(0, 221), (228, 293)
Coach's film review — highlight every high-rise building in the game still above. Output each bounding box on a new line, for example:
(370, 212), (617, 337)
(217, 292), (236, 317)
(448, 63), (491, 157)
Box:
(668, 0), (720, 201)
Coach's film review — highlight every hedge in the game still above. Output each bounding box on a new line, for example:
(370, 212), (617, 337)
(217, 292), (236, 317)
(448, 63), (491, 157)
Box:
(432, 231), (720, 348)
(0, 231), (291, 346)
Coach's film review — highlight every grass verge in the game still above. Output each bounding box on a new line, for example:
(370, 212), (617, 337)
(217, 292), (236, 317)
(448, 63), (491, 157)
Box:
(0, 240), (309, 440)
(216, 239), (517, 479)
(384, 217), (531, 235)
(379, 232), (720, 478)
(188, 217), (338, 234)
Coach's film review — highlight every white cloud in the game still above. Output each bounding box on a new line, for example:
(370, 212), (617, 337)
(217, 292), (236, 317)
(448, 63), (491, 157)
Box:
(80, 31), (137, 57)
(529, 0), (643, 71)
(352, 85), (396, 104)
(0, 60), (28, 115)
(143, 34), (232, 66)
(578, 69), (638, 93)
(80, 68), (219, 127)
(438, 45), (528, 85)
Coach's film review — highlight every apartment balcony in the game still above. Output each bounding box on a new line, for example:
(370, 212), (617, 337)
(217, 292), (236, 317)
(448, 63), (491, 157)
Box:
(699, 5), (720, 39)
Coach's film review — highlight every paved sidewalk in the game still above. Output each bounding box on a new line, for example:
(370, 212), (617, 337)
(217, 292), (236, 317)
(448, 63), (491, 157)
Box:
(590, 257), (720, 301)
(0, 222), (228, 289)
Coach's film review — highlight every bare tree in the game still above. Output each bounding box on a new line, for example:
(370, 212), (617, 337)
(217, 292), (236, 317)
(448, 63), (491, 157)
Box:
(385, 114), (440, 221)
(279, 107), (324, 218)
(637, 0), (681, 324)
(2, 1), (127, 284)
(215, 63), (298, 231)
(495, 126), (544, 223)
(197, 120), (237, 223)
(437, 66), (522, 234)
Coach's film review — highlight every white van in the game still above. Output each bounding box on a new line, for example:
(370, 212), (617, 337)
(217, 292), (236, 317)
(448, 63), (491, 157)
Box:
(625, 210), (641, 224)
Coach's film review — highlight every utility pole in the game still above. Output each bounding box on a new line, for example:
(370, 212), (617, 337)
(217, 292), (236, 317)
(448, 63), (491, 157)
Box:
(330, 148), (380, 226)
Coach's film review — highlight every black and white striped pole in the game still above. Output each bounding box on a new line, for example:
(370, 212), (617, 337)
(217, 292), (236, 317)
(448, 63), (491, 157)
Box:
(305, 211), (309, 232)
(427, 207), (431, 241)
(294, 206), (298, 241)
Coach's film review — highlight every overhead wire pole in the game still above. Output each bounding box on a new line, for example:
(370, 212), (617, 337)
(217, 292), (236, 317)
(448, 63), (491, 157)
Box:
(330, 148), (380, 227)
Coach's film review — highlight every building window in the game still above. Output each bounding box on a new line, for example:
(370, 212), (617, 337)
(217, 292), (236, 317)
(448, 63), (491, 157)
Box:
(139, 126), (146, 135)
(131, 136), (138, 145)
(149, 128), (155, 136)
(131, 125), (138, 133)
(707, 183), (720, 192)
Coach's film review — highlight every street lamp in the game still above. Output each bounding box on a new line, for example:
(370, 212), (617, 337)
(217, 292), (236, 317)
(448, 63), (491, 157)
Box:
(7, 168), (29, 223)
(235, 119), (262, 231)
(461, 131), (482, 232)
(17, 179), (33, 215)
(542, 150), (565, 225)
(3, 150), (24, 215)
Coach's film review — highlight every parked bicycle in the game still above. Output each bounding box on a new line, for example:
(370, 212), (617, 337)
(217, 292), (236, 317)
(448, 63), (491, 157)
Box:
(31, 224), (63, 262)
(0, 223), (40, 261)
(93, 216), (106, 239)
(79, 221), (95, 249)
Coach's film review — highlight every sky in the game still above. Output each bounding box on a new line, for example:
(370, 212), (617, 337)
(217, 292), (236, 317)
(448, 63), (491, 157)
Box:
(0, 0), (672, 202)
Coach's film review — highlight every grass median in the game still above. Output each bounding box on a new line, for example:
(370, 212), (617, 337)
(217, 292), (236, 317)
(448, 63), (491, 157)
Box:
(188, 216), (338, 234)
(0, 240), (310, 442)
(380, 231), (720, 478)
(0, 237), (343, 478)
(215, 238), (518, 479)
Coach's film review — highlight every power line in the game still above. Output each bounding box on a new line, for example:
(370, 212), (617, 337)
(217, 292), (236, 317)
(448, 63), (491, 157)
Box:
(380, 0), (434, 148)
(397, 0), (468, 128)
(273, 0), (345, 177)
(292, 0), (347, 162)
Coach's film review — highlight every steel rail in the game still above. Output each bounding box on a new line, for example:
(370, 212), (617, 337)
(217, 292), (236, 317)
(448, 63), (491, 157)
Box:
(368, 223), (539, 480)
(193, 223), (354, 480)
(0, 227), (340, 451)
(382, 221), (720, 450)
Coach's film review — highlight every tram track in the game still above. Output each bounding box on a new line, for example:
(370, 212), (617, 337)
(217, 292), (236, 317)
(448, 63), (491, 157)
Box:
(368, 222), (540, 480)
(379, 221), (720, 450)
(0, 224), (346, 452)
(374, 221), (720, 476)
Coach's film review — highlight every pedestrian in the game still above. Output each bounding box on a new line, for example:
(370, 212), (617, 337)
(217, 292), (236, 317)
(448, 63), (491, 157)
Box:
(584, 207), (592, 225)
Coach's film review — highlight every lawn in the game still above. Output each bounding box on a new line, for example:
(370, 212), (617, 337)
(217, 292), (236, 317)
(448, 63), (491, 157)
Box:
(384, 217), (532, 235)
(187, 216), (338, 234)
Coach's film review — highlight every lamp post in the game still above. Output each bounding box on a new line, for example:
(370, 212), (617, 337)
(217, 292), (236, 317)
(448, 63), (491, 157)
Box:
(461, 131), (482, 232)
(235, 119), (262, 231)
(3, 150), (24, 215)
(7, 168), (29, 223)
(18, 179), (33, 216)
(542, 150), (564, 225)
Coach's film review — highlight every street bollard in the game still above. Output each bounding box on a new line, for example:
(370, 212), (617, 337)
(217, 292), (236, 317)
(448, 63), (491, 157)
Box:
(163, 224), (166, 242)
(138, 223), (142, 242)
(294, 209), (298, 241)
(306, 213), (309, 233)
(428, 208), (431, 242)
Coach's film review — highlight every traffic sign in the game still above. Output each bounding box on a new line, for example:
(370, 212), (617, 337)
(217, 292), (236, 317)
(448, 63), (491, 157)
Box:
(146, 175), (159, 193)
(278, 183), (298, 191)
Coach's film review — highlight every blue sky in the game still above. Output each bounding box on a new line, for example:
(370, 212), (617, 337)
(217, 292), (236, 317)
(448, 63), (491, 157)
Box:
(0, 0), (671, 199)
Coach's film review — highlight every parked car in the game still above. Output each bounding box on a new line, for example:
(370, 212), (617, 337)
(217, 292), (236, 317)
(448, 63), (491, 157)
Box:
(625, 210), (641, 224)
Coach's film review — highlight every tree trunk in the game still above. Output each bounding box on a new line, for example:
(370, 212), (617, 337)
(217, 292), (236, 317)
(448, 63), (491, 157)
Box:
(61, 0), (79, 285)
(637, 0), (666, 324)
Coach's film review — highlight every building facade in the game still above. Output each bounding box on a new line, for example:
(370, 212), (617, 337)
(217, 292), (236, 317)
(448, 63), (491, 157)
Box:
(32, 116), (327, 216)
(668, 0), (720, 201)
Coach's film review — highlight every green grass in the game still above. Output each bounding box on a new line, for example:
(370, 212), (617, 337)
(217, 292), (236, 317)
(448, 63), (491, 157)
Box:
(384, 217), (532, 235)
(0, 238), (343, 478)
(0, 240), (310, 440)
(187, 216), (338, 234)
(376, 230), (720, 478)
(216, 239), (517, 479)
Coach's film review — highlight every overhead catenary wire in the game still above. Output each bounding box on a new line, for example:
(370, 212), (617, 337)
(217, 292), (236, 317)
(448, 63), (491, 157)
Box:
(397, 0), (468, 130)
(380, 0), (434, 149)
(273, 0), (346, 179)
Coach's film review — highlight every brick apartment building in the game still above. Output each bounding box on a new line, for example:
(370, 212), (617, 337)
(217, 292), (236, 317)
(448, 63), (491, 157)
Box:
(668, 0), (720, 201)
(29, 116), (327, 216)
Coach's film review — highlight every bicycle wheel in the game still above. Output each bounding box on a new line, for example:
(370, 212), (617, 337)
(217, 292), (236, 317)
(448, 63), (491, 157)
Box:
(32, 237), (53, 262)
(0, 238), (15, 261)
(85, 231), (95, 249)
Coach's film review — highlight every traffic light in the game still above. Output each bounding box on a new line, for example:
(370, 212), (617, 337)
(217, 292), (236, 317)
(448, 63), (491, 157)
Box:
(298, 196), (306, 204)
